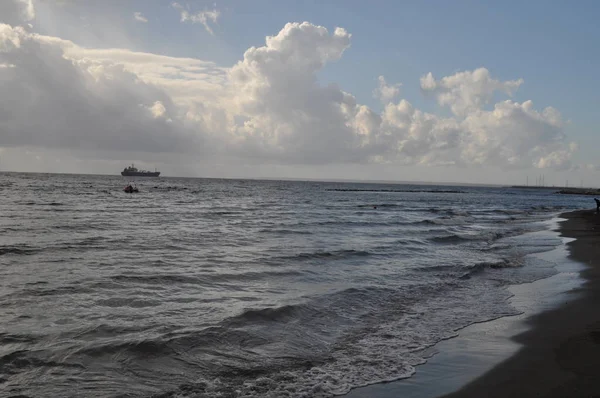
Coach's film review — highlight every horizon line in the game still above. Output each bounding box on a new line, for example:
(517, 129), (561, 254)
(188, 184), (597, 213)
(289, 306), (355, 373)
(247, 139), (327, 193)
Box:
(0, 170), (521, 188)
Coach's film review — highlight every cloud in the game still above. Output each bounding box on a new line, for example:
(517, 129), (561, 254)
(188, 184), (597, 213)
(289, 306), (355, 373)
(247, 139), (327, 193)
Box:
(227, 22), (360, 163)
(0, 23), (208, 154)
(373, 76), (401, 104)
(459, 100), (574, 169)
(585, 163), (600, 172)
(0, 7), (579, 172)
(421, 68), (523, 116)
(43, 41), (228, 106)
(172, 2), (220, 35)
(223, 23), (573, 169)
(133, 12), (148, 23)
(0, 0), (34, 26)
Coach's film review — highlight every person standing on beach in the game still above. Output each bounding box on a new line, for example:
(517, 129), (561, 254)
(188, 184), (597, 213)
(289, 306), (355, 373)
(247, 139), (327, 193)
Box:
(595, 198), (600, 213)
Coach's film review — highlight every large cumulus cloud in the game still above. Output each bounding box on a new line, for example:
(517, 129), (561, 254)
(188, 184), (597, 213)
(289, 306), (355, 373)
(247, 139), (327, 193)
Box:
(0, 2), (579, 171)
(420, 68), (523, 117)
(226, 22), (365, 163)
(0, 24), (209, 154)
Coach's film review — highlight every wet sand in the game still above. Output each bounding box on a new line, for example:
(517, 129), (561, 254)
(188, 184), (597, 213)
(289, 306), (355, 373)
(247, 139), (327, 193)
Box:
(346, 210), (600, 398)
(442, 209), (600, 398)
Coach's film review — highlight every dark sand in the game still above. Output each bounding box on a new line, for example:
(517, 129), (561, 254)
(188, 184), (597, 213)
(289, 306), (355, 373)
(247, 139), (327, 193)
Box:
(442, 209), (600, 398)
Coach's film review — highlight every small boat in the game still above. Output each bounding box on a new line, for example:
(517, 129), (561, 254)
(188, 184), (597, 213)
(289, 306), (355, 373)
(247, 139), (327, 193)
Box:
(123, 185), (139, 193)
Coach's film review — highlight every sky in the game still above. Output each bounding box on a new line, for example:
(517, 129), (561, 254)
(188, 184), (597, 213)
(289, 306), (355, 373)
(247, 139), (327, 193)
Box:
(1, 0), (600, 186)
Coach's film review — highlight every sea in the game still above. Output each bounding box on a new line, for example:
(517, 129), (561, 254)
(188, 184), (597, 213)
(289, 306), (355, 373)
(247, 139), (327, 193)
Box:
(0, 173), (592, 398)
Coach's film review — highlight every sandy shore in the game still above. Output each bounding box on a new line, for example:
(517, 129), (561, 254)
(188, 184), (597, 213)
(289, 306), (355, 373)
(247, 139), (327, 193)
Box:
(345, 210), (600, 398)
(441, 209), (600, 398)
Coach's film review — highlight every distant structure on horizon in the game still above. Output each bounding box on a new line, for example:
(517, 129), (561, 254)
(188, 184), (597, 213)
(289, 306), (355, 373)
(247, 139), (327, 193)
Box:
(121, 164), (160, 177)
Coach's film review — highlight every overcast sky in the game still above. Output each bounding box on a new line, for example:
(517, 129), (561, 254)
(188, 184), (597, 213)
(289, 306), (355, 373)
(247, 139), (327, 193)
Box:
(1, 0), (599, 186)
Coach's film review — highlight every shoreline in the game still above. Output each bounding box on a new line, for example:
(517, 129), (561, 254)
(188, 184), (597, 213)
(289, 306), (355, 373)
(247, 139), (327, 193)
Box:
(345, 209), (600, 398)
(442, 209), (600, 397)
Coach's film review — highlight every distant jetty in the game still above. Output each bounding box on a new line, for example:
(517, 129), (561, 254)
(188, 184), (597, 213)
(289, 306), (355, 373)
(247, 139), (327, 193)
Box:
(511, 185), (600, 196)
(555, 188), (600, 196)
(511, 185), (564, 190)
(328, 189), (466, 193)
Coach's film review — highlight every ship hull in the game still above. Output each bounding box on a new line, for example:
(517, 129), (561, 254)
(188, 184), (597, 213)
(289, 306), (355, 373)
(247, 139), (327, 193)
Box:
(121, 172), (160, 177)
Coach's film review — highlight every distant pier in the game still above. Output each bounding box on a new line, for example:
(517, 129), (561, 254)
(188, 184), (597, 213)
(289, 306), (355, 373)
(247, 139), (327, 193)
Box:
(510, 186), (600, 196)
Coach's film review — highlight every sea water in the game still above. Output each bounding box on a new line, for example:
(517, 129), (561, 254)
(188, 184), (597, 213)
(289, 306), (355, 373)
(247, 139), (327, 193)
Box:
(0, 173), (591, 397)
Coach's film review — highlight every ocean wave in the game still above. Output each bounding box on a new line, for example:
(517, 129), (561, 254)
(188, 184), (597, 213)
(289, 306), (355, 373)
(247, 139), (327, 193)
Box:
(0, 244), (39, 256)
(108, 269), (304, 288)
(73, 339), (171, 358)
(63, 288), (417, 396)
(488, 209), (528, 215)
(208, 270), (305, 283)
(417, 216), (473, 226)
(418, 208), (473, 218)
(270, 219), (409, 230)
(110, 274), (204, 286)
(430, 234), (472, 244)
(258, 228), (313, 235)
(459, 258), (524, 279)
(413, 264), (456, 273)
(208, 210), (244, 216)
(0, 227), (21, 233)
(414, 256), (524, 279)
(0, 237), (115, 257)
(429, 227), (527, 244)
(530, 205), (563, 211)
(72, 325), (270, 362)
(0, 350), (84, 376)
(0, 333), (39, 344)
(151, 186), (189, 191)
(20, 284), (94, 297)
(223, 303), (327, 329)
(135, 285), (456, 397)
(268, 249), (373, 263)
(481, 243), (512, 252)
(50, 224), (110, 232)
(357, 203), (403, 208)
(20, 201), (65, 206)
(95, 297), (162, 308)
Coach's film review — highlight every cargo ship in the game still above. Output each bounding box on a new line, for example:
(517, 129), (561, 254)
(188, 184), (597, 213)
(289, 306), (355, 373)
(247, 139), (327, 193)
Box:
(121, 164), (160, 177)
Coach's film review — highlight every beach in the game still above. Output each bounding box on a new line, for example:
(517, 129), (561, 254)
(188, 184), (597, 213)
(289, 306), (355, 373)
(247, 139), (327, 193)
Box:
(347, 209), (600, 398)
(444, 209), (600, 398)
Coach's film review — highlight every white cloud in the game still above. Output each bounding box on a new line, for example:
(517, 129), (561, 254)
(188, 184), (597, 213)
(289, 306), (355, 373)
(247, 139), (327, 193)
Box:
(0, 24), (24, 50)
(21, 0), (34, 20)
(586, 163), (600, 172)
(227, 22), (359, 163)
(172, 2), (220, 35)
(146, 100), (174, 123)
(222, 23), (573, 169)
(0, 0), (34, 26)
(0, 23), (207, 154)
(0, 7), (580, 172)
(133, 12), (148, 23)
(55, 44), (228, 106)
(421, 68), (523, 116)
(459, 100), (573, 169)
(373, 75), (401, 104)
